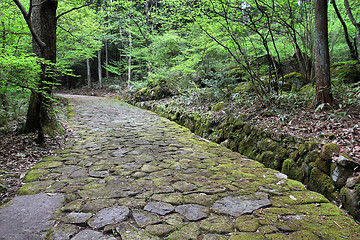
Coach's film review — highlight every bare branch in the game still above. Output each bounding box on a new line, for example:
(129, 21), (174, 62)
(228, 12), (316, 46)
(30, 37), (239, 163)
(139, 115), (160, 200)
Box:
(57, 3), (92, 20)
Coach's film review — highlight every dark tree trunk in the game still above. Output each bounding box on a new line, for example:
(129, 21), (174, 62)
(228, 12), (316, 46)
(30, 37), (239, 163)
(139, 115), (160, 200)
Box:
(344, 0), (360, 61)
(331, 0), (358, 61)
(87, 58), (92, 88)
(23, 0), (58, 143)
(314, 0), (333, 107)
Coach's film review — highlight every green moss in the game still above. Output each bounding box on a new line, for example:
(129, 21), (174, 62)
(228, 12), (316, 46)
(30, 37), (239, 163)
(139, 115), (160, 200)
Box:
(309, 167), (336, 200)
(235, 215), (259, 232)
(24, 169), (49, 182)
(286, 179), (306, 191)
(281, 158), (304, 182)
(211, 102), (225, 112)
(32, 161), (62, 169)
(320, 143), (340, 160)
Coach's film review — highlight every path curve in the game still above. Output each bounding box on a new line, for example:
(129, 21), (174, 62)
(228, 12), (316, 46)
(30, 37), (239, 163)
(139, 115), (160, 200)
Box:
(1, 95), (359, 240)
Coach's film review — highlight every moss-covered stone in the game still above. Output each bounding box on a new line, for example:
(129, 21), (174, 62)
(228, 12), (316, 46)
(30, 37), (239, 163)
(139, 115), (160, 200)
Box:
(235, 215), (259, 232)
(229, 232), (265, 240)
(18, 180), (54, 195)
(281, 158), (304, 182)
(340, 187), (360, 220)
(24, 169), (49, 182)
(308, 167), (336, 200)
(331, 63), (360, 83)
(200, 216), (234, 234)
(211, 102), (225, 112)
(279, 72), (306, 91)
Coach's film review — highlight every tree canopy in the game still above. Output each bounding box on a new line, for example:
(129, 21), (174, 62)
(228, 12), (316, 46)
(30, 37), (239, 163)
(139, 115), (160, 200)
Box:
(1, 0), (360, 140)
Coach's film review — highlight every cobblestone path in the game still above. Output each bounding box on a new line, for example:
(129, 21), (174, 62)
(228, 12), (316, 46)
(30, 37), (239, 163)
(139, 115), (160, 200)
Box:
(2, 95), (360, 239)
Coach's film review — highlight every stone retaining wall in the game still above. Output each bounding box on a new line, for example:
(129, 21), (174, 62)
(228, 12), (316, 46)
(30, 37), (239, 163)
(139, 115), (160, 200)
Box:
(130, 100), (360, 220)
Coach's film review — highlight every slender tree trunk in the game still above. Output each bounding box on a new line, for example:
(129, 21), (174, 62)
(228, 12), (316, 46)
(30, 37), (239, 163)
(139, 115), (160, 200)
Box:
(331, 0), (358, 60)
(22, 0), (58, 143)
(314, 0), (333, 107)
(98, 50), (102, 88)
(105, 39), (109, 78)
(128, 17), (132, 88)
(87, 58), (91, 88)
(344, 0), (360, 60)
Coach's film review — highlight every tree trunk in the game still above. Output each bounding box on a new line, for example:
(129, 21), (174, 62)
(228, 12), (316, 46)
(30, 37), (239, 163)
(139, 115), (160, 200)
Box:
(87, 58), (91, 88)
(128, 16), (132, 88)
(331, 0), (358, 60)
(23, 0), (58, 143)
(344, 0), (360, 60)
(98, 50), (102, 88)
(314, 0), (333, 107)
(105, 40), (109, 78)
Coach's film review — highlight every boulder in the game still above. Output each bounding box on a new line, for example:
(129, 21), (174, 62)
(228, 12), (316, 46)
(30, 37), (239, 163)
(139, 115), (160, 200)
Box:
(279, 72), (306, 91)
(331, 63), (360, 83)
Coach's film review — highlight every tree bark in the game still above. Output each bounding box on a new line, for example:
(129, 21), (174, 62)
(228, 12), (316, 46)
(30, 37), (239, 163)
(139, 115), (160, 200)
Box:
(87, 58), (92, 88)
(314, 0), (333, 107)
(331, 0), (358, 60)
(344, 0), (360, 60)
(105, 39), (109, 78)
(98, 49), (102, 88)
(20, 0), (58, 143)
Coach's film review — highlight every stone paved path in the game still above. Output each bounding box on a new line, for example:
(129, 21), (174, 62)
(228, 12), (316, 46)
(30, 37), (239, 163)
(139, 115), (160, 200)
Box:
(1, 95), (360, 240)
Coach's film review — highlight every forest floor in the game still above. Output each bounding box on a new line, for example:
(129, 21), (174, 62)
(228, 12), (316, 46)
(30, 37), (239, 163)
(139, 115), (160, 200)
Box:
(0, 101), (72, 205)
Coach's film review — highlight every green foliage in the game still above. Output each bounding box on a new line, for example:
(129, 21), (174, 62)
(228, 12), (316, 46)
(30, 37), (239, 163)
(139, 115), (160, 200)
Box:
(0, 54), (40, 121)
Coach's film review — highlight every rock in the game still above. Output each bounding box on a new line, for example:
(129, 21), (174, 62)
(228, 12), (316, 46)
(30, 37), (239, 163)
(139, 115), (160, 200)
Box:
(117, 222), (160, 240)
(316, 143), (340, 175)
(346, 176), (360, 188)
(340, 187), (360, 220)
(88, 206), (129, 229)
(144, 201), (174, 215)
(309, 167), (336, 200)
(279, 72), (306, 91)
(145, 224), (175, 237)
(229, 232), (265, 240)
(235, 215), (260, 232)
(331, 158), (357, 188)
(337, 154), (360, 168)
(172, 181), (197, 192)
(212, 193), (271, 217)
(132, 210), (162, 227)
(72, 229), (116, 240)
(200, 215), (234, 234)
(62, 212), (93, 224)
(175, 204), (209, 221)
(0, 193), (64, 240)
(48, 223), (78, 240)
(81, 199), (117, 212)
(167, 222), (200, 240)
(331, 63), (360, 83)
(211, 102), (225, 112)
(202, 234), (229, 240)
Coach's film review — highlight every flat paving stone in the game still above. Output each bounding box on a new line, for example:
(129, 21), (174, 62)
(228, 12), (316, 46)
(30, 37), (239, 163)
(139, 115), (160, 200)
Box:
(212, 193), (271, 217)
(144, 201), (175, 215)
(88, 206), (130, 229)
(175, 204), (209, 221)
(132, 209), (162, 227)
(71, 229), (116, 240)
(0, 193), (64, 240)
(62, 212), (93, 224)
(3, 95), (358, 240)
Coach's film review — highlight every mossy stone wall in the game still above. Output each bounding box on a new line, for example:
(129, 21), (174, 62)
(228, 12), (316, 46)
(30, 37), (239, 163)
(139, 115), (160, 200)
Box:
(130, 100), (360, 220)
